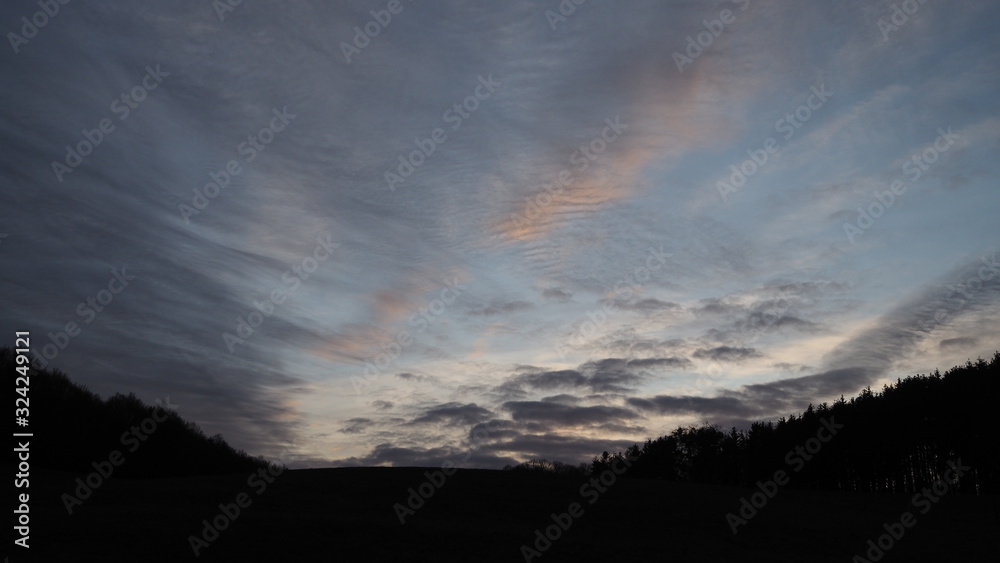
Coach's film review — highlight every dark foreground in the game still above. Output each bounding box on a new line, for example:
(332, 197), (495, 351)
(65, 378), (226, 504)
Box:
(11, 465), (999, 562)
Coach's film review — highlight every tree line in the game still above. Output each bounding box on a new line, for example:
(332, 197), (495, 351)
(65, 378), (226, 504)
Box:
(587, 353), (999, 495)
(3, 347), (278, 478)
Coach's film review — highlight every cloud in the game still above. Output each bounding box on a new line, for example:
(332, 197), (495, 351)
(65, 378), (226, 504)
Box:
(501, 401), (640, 426)
(939, 336), (978, 350)
(541, 288), (574, 302)
(600, 297), (681, 312)
(625, 357), (693, 369)
(339, 418), (375, 434)
(822, 255), (1000, 375)
(467, 299), (534, 316)
(692, 346), (764, 362)
(518, 369), (588, 390)
(474, 434), (637, 465)
(406, 403), (494, 427)
(579, 358), (646, 393)
(372, 400), (394, 410)
(627, 395), (761, 420)
(332, 443), (519, 470)
(627, 365), (873, 423)
(540, 394), (583, 405)
(396, 372), (428, 382)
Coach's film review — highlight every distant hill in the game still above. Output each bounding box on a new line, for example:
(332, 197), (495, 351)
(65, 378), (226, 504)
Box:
(589, 352), (1000, 495)
(3, 347), (277, 478)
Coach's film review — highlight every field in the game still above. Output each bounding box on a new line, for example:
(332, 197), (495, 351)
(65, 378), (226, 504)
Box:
(16, 465), (999, 562)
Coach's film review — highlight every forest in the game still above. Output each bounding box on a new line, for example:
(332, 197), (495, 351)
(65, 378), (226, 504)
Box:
(2, 346), (276, 478)
(582, 352), (999, 495)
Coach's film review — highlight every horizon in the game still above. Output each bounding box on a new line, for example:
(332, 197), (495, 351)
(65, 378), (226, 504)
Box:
(2, 0), (999, 471)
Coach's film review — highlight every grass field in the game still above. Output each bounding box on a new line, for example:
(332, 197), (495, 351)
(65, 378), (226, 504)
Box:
(16, 465), (999, 562)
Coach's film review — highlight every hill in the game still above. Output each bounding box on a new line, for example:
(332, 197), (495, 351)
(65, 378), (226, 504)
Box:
(590, 353), (1000, 495)
(6, 350), (999, 561)
(3, 346), (276, 478)
(18, 464), (1000, 562)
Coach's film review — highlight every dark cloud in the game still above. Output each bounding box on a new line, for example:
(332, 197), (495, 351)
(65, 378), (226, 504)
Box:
(406, 403), (494, 427)
(600, 297), (681, 312)
(822, 256), (1000, 374)
(541, 288), (573, 302)
(692, 284), (832, 345)
(372, 400), (394, 410)
(495, 356), (685, 401)
(626, 357), (693, 369)
(396, 372), (427, 382)
(332, 443), (519, 470)
(339, 418), (374, 434)
(598, 422), (648, 434)
(741, 367), (873, 409)
(694, 298), (740, 316)
(693, 346), (763, 362)
(772, 362), (812, 373)
(541, 394), (583, 404)
(475, 434), (638, 466)
(939, 336), (978, 350)
(580, 358), (645, 393)
(467, 419), (523, 442)
(467, 299), (534, 316)
(627, 395), (761, 419)
(501, 401), (639, 426)
(627, 365), (874, 423)
(519, 369), (587, 390)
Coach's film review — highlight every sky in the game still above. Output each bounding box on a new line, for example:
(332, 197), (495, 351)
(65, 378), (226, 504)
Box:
(1, 0), (998, 469)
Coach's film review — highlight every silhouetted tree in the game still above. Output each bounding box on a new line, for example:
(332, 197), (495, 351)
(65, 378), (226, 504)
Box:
(592, 352), (1000, 495)
(2, 347), (278, 478)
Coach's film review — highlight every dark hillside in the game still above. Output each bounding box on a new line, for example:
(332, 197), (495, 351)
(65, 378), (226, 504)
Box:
(3, 346), (274, 478)
(593, 353), (1000, 495)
